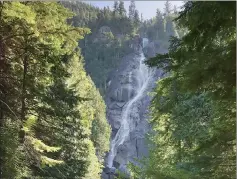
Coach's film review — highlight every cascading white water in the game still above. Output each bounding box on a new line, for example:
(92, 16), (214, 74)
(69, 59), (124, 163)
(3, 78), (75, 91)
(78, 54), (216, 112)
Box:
(107, 51), (152, 168)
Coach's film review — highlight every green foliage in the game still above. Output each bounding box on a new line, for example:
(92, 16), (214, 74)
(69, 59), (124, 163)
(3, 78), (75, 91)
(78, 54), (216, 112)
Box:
(0, 119), (32, 179)
(128, 1), (140, 31)
(139, 7), (175, 43)
(128, 1), (136, 20)
(131, 1), (236, 179)
(118, 1), (126, 17)
(115, 170), (128, 179)
(23, 116), (63, 168)
(0, 2), (111, 179)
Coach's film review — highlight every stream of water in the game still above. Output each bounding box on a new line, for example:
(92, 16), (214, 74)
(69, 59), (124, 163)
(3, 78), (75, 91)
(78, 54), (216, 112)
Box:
(107, 51), (152, 168)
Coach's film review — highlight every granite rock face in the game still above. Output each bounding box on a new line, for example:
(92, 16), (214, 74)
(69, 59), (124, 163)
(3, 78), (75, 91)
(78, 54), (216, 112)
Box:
(102, 40), (166, 178)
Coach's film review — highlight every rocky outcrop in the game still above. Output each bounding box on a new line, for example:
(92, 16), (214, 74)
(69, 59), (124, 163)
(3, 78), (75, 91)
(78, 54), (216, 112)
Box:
(102, 40), (166, 179)
(129, 35), (142, 52)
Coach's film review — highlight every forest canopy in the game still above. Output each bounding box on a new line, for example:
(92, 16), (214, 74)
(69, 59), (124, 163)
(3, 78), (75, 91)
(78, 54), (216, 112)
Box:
(0, 2), (110, 178)
(129, 1), (236, 179)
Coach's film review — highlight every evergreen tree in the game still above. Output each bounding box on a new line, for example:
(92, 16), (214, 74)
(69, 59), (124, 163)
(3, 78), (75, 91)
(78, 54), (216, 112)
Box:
(134, 9), (140, 30)
(173, 5), (178, 14)
(164, 0), (172, 16)
(128, 0), (136, 20)
(0, 2), (111, 178)
(113, 1), (119, 16)
(118, 1), (126, 17)
(131, 2), (236, 179)
(155, 9), (165, 40)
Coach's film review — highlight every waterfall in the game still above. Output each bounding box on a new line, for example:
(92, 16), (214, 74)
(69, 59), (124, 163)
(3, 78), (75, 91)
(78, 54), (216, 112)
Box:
(107, 51), (152, 168)
(142, 38), (149, 48)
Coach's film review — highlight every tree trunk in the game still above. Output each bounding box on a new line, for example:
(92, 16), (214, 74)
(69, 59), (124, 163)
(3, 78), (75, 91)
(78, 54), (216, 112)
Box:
(21, 54), (27, 121)
(19, 38), (28, 143)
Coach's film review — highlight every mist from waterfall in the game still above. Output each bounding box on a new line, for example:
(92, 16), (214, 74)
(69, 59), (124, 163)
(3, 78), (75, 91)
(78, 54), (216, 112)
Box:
(107, 51), (152, 168)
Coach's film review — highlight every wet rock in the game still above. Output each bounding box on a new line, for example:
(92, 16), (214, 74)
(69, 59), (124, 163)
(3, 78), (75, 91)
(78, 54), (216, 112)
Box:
(101, 172), (109, 179)
(108, 101), (125, 110)
(110, 86), (135, 102)
(104, 166), (116, 174)
(103, 39), (166, 179)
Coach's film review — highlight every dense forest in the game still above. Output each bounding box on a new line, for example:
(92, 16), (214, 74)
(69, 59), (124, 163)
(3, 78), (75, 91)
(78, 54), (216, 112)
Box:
(0, 1), (236, 179)
(129, 1), (236, 179)
(0, 2), (110, 179)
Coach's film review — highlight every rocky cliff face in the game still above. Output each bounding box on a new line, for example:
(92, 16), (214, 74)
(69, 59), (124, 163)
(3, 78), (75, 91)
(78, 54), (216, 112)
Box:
(102, 39), (167, 179)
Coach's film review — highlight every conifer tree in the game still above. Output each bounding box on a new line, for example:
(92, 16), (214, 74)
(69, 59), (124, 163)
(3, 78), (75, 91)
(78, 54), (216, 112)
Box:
(0, 2), (111, 178)
(134, 9), (140, 30)
(130, 2), (236, 178)
(113, 1), (119, 16)
(164, 0), (172, 16)
(129, 0), (136, 20)
(118, 1), (126, 17)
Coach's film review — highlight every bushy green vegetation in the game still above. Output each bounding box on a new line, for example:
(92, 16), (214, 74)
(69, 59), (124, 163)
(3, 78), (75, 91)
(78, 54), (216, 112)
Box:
(0, 2), (110, 178)
(129, 1), (236, 179)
